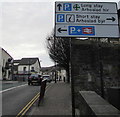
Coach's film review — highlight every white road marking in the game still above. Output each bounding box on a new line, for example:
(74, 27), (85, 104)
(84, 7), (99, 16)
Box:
(0, 84), (27, 93)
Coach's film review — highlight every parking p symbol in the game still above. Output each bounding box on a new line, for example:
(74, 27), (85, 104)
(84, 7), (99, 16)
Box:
(63, 3), (72, 11)
(70, 27), (76, 34)
(57, 14), (65, 22)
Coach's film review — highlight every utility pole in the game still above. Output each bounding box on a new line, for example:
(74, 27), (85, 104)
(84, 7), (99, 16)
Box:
(70, 38), (75, 117)
(54, 36), (57, 83)
(98, 42), (104, 98)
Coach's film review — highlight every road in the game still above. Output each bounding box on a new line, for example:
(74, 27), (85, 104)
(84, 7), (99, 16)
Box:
(1, 81), (27, 91)
(2, 83), (40, 116)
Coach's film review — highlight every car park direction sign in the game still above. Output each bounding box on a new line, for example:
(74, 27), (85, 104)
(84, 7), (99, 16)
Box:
(55, 2), (119, 37)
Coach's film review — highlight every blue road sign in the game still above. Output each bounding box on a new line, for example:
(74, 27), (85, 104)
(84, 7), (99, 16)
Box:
(68, 26), (95, 36)
(63, 3), (72, 11)
(57, 14), (65, 22)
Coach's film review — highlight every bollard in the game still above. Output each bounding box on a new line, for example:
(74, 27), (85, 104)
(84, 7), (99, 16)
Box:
(38, 79), (47, 106)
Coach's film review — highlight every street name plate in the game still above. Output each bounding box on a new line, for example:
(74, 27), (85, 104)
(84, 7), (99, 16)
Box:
(55, 2), (119, 38)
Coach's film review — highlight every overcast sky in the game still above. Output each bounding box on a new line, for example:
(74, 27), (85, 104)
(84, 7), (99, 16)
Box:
(0, 0), (120, 67)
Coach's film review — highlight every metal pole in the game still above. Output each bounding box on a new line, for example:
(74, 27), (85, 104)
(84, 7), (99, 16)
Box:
(70, 38), (75, 117)
(55, 61), (57, 83)
(98, 42), (104, 98)
(54, 36), (57, 83)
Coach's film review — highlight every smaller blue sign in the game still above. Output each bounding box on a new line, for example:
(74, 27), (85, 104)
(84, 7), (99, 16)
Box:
(69, 26), (95, 36)
(63, 3), (72, 11)
(57, 14), (65, 22)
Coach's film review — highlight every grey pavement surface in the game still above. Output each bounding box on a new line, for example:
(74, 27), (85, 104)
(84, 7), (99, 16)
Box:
(27, 81), (72, 116)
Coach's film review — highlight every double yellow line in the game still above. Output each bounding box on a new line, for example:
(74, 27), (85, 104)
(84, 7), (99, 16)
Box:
(16, 92), (40, 117)
(16, 85), (51, 117)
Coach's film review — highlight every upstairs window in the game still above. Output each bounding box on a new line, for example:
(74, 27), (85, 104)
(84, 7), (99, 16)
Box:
(23, 67), (26, 71)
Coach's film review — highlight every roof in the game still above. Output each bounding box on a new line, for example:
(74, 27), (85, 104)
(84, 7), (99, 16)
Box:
(41, 66), (53, 72)
(41, 66), (60, 73)
(13, 60), (21, 63)
(19, 58), (39, 65)
(1, 47), (13, 59)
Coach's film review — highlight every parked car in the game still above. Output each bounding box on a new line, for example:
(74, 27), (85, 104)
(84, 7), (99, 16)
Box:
(28, 74), (42, 85)
(42, 75), (52, 83)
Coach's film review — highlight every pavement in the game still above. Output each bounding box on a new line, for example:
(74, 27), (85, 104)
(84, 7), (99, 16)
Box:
(27, 81), (72, 116)
(1, 80), (27, 91)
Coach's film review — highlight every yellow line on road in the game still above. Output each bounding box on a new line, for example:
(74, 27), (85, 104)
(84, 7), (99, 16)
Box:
(16, 92), (40, 117)
(20, 94), (39, 116)
(16, 85), (52, 117)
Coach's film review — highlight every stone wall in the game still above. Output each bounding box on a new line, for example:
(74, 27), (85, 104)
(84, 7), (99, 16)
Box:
(78, 91), (120, 116)
(71, 39), (120, 109)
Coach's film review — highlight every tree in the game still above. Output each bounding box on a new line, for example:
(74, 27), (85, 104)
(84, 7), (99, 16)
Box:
(46, 33), (70, 82)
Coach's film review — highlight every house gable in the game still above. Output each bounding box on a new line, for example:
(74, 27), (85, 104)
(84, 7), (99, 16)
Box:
(17, 57), (41, 74)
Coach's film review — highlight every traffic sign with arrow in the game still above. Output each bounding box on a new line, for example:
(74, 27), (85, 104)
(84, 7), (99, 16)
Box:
(106, 17), (116, 21)
(56, 25), (119, 37)
(57, 4), (62, 11)
(56, 13), (118, 25)
(55, 2), (119, 38)
(58, 28), (67, 33)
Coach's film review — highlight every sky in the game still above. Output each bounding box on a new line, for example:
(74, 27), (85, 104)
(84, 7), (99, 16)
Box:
(0, 0), (120, 67)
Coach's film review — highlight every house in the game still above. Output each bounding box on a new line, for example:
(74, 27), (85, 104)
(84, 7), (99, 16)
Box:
(57, 69), (66, 81)
(13, 58), (41, 81)
(13, 60), (21, 80)
(0, 47), (13, 80)
(41, 66), (67, 81)
(40, 66), (56, 81)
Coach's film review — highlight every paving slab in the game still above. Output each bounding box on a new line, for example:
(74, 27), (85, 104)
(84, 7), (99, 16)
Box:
(27, 82), (72, 116)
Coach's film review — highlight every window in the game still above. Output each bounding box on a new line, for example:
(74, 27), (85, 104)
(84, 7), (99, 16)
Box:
(31, 67), (34, 70)
(23, 67), (26, 71)
(31, 67), (35, 72)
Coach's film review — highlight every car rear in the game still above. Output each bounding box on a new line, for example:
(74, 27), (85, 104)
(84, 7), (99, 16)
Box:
(42, 75), (52, 83)
(28, 74), (42, 85)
